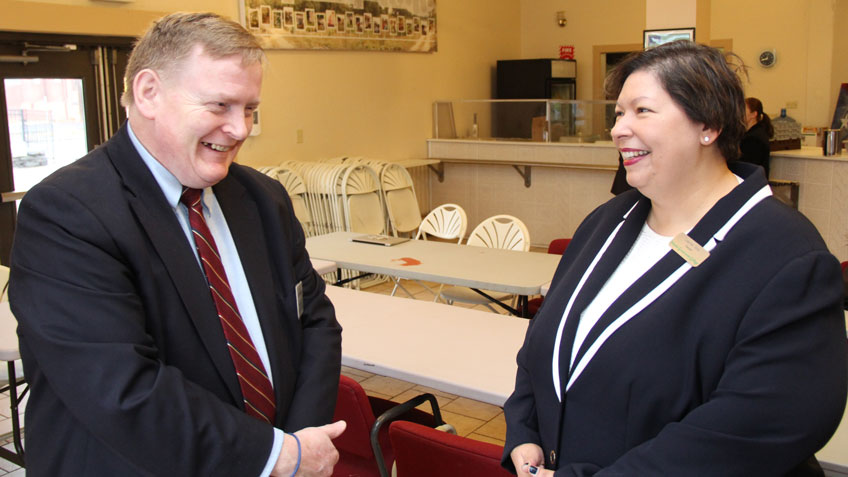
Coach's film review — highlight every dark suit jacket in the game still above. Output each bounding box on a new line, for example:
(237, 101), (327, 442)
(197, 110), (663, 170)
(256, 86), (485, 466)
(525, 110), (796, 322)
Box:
(503, 163), (847, 476)
(9, 125), (342, 476)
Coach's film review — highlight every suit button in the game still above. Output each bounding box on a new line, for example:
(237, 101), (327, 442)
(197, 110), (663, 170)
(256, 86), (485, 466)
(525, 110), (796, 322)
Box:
(550, 450), (556, 466)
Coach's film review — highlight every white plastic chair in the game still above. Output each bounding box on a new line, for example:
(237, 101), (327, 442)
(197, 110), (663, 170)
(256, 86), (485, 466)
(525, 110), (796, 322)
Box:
(272, 167), (314, 237)
(380, 164), (422, 237)
(390, 204), (469, 299)
(438, 215), (531, 314)
(416, 204), (468, 244)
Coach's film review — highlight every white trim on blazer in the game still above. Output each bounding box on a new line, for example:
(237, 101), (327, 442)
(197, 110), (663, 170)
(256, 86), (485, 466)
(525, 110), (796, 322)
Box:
(553, 185), (773, 400)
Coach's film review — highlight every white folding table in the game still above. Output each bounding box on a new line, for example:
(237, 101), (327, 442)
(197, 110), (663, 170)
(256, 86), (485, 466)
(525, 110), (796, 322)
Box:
(307, 231), (561, 316)
(327, 285), (527, 406)
(309, 258), (337, 276)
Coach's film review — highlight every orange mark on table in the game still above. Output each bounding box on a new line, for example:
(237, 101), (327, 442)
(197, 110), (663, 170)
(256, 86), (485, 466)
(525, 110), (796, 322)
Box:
(392, 257), (421, 266)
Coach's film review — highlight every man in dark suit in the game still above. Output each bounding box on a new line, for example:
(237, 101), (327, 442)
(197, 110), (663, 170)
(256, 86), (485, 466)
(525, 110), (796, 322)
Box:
(9, 12), (344, 476)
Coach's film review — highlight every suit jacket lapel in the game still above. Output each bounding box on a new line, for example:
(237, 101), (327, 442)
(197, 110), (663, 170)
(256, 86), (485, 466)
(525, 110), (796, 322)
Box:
(105, 125), (242, 405)
(556, 197), (650, 389)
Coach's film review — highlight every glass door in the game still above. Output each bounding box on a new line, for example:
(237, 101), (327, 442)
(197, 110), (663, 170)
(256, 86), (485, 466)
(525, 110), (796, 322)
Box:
(0, 33), (131, 264)
(4, 77), (89, 192)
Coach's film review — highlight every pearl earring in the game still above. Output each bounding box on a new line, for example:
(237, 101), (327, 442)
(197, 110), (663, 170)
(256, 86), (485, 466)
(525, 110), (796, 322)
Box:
(704, 136), (710, 141)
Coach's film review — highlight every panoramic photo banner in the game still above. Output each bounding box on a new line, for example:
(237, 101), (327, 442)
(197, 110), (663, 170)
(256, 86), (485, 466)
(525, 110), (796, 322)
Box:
(240, 0), (437, 52)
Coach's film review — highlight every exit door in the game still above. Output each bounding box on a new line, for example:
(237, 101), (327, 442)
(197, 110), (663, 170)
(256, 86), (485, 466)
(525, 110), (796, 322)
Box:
(0, 32), (131, 264)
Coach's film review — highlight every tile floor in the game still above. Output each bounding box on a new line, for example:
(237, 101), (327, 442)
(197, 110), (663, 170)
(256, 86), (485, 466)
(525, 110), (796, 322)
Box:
(342, 275), (515, 448)
(0, 275), (526, 474)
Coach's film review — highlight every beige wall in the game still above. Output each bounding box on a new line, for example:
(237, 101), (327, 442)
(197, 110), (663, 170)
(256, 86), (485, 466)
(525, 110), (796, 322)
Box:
(645, 0), (696, 29)
(712, 0), (836, 128)
(832, 0), (848, 126)
(2, 0), (521, 167)
(1, 0), (168, 36)
(518, 0), (646, 102)
(518, 0), (842, 128)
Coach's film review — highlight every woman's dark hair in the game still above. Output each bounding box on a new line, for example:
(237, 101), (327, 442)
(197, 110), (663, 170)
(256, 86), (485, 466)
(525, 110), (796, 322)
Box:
(745, 97), (775, 138)
(604, 41), (747, 162)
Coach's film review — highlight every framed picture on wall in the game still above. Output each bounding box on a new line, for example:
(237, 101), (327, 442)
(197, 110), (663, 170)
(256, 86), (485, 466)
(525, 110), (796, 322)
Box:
(240, 0), (437, 52)
(643, 28), (695, 49)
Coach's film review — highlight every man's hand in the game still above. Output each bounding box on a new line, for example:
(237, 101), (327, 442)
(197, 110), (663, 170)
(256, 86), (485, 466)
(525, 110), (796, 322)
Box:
(511, 443), (553, 477)
(272, 420), (347, 476)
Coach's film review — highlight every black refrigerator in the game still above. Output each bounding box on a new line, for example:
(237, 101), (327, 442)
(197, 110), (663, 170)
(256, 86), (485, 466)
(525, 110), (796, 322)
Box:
(495, 59), (577, 140)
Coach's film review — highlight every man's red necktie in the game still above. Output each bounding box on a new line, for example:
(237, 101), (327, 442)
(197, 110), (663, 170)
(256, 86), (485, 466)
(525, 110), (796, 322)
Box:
(180, 187), (276, 424)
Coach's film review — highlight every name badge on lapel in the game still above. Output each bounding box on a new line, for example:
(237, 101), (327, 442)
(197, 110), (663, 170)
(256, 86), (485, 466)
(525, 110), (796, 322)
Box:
(669, 233), (709, 267)
(295, 281), (304, 319)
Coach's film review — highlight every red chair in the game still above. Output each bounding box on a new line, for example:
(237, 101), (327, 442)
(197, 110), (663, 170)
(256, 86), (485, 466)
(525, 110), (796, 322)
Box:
(332, 375), (446, 477)
(389, 420), (513, 477)
(528, 238), (570, 317)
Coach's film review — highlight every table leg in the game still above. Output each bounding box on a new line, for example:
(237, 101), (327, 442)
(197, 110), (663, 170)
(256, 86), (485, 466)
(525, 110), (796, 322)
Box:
(469, 289), (520, 316)
(518, 295), (529, 318)
(0, 361), (25, 467)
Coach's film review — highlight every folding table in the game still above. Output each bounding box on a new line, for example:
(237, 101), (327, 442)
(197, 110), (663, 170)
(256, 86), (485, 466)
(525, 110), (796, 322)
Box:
(307, 231), (561, 316)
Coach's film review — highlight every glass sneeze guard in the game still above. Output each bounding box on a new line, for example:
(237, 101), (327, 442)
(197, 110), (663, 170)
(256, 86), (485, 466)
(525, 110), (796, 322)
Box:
(433, 99), (617, 144)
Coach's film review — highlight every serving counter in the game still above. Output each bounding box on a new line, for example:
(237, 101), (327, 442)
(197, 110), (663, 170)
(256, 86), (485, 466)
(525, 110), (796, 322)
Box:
(770, 147), (848, 262)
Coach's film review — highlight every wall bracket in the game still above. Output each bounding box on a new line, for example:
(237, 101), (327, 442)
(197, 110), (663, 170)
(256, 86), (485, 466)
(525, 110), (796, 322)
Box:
(512, 165), (531, 188)
(428, 162), (445, 182)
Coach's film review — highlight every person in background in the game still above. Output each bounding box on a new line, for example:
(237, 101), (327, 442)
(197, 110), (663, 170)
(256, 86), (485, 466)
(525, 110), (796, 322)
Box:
(739, 96), (774, 177)
(503, 41), (846, 476)
(10, 12), (344, 476)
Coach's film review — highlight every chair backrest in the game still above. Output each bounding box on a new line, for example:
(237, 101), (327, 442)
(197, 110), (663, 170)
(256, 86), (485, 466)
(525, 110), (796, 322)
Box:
(333, 375), (377, 460)
(466, 215), (530, 251)
(548, 238), (571, 255)
(381, 164), (422, 236)
(389, 420), (513, 477)
(271, 167), (313, 236)
(415, 203), (467, 244)
(342, 165), (386, 235)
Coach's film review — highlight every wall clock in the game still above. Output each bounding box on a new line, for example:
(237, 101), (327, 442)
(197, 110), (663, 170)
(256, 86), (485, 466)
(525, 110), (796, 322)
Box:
(758, 49), (777, 68)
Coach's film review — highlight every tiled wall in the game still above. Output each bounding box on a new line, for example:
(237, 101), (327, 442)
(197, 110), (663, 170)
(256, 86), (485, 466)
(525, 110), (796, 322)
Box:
(425, 162), (614, 248)
(771, 156), (848, 262)
(424, 140), (618, 248)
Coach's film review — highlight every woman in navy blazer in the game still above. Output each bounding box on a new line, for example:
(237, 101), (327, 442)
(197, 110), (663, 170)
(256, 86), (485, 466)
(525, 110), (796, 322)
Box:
(503, 41), (847, 477)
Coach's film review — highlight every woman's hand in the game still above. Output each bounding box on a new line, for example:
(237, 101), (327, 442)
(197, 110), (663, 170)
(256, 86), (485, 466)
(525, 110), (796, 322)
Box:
(511, 443), (553, 476)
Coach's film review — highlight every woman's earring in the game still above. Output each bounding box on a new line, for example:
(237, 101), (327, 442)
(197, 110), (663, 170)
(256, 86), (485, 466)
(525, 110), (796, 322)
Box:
(704, 136), (710, 141)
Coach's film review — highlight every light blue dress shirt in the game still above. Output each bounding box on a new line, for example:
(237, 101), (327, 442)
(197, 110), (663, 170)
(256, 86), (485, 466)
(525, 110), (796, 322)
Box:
(127, 123), (284, 477)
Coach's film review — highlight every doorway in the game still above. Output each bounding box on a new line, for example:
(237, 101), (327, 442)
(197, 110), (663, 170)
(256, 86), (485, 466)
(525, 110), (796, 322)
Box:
(0, 32), (132, 264)
(591, 43), (642, 140)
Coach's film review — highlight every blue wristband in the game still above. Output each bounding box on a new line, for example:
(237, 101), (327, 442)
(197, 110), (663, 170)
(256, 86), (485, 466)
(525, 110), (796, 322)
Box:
(289, 433), (301, 477)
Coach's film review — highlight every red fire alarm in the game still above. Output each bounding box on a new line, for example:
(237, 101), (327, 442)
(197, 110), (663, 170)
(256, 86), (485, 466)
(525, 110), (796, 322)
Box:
(559, 45), (574, 60)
